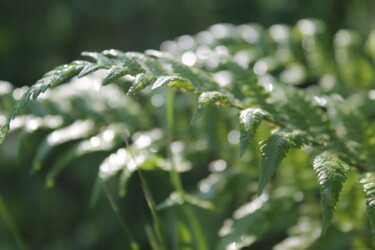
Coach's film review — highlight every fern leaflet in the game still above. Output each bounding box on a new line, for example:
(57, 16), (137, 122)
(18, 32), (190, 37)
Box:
(313, 151), (349, 235)
(239, 108), (269, 157)
(257, 133), (290, 196)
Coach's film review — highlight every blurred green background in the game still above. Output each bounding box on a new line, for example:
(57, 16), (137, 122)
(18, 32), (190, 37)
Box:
(1, 0), (375, 87)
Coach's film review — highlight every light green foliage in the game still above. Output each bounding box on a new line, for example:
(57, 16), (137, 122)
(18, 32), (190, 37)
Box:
(1, 19), (375, 249)
(313, 151), (349, 235)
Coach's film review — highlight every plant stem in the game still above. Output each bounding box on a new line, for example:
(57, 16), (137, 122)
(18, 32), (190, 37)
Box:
(167, 88), (184, 194)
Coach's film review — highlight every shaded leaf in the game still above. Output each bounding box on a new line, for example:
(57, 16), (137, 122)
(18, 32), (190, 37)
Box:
(257, 133), (290, 195)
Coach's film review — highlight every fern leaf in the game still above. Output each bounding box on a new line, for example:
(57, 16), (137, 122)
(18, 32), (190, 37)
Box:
(151, 76), (193, 91)
(257, 133), (290, 196)
(313, 151), (349, 235)
(128, 52), (167, 75)
(0, 63), (84, 144)
(191, 91), (231, 123)
(102, 49), (145, 74)
(284, 86), (329, 135)
(239, 108), (269, 157)
(127, 73), (158, 95)
(101, 66), (128, 86)
(359, 173), (375, 235)
(78, 63), (106, 78)
(146, 49), (216, 91)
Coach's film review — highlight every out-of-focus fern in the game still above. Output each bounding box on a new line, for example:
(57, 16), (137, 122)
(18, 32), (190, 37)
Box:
(1, 19), (375, 249)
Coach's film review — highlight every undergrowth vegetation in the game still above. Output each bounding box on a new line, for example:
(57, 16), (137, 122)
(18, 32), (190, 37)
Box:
(2, 19), (375, 249)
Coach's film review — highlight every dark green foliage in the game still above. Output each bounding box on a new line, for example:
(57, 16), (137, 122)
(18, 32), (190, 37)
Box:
(1, 19), (375, 249)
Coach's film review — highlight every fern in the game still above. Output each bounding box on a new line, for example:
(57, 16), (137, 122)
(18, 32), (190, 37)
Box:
(1, 19), (375, 249)
(191, 91), (232, 122)
(313, 151), (349, 235)
(257, 130), (307, 196)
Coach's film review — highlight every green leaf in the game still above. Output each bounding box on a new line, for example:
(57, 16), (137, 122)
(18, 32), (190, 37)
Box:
(127, 73), (158, 95)
(151, 75), (193, 91)
(102, 49), (145, 74)
(257, 133), (290, 196)
(128, 52), (166, 75)
(239, 108), (269, 157)
(78, 63), (106, 78)
(102, 66), (128, 85)
(313, 151), (349, 235)
(191, 91), (231, 123)
(0, 63), (84, 144)
(359, 173), (375, 236)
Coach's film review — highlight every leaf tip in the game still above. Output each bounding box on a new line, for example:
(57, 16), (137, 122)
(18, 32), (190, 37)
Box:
(191, 110), (204, 124)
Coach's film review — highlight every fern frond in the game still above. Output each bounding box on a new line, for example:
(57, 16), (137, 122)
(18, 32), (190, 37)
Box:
(359, 173), (375, 235)
(0, 62), (85, 143)
(257, 133), (291, 196)
(313, 151), (349, 235)
(101, 66), (128, 86)
(127, 73), (158, 95)
(239, 108), (269, 157)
